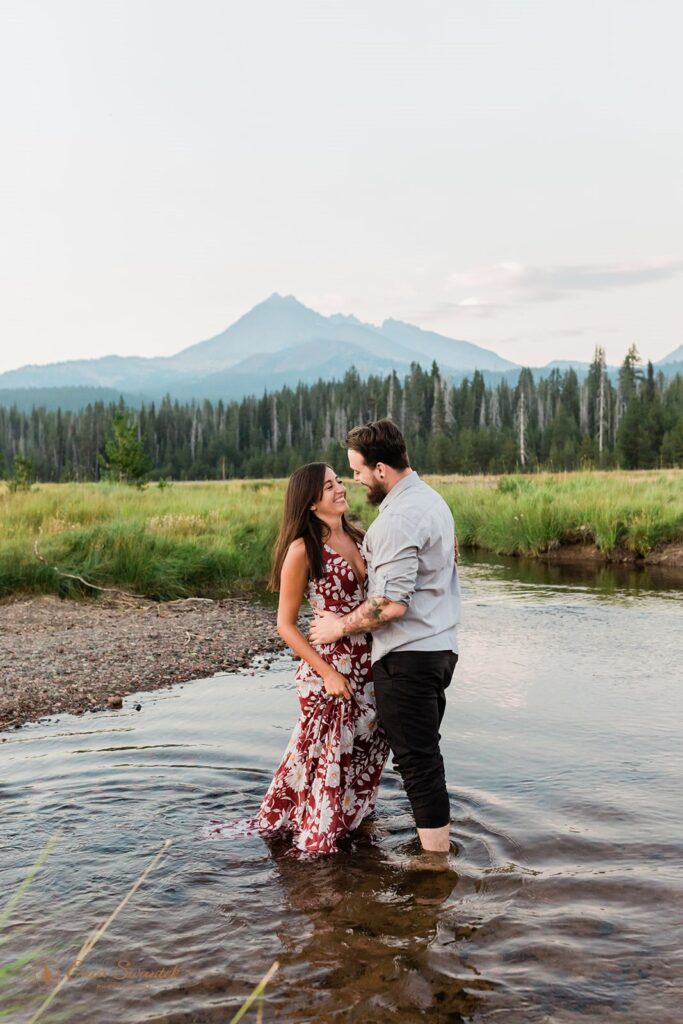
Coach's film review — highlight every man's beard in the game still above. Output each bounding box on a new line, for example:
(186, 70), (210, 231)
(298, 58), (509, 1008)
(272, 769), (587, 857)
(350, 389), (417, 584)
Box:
(365, 481), (388, 506)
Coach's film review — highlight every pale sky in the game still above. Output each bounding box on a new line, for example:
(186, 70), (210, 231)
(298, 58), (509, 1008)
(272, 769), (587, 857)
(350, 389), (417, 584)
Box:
(1, 0), (682, 375)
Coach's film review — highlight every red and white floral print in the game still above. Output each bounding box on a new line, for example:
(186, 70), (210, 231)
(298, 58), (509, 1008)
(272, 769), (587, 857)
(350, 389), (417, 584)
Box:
(207, 543), (390, 855)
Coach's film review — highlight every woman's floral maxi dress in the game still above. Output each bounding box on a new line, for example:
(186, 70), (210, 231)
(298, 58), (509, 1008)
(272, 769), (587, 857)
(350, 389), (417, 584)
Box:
(207, 542), (390, 855)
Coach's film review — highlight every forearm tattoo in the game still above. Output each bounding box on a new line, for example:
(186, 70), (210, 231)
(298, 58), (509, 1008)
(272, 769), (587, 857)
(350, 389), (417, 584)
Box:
(340, 596), (393, 636)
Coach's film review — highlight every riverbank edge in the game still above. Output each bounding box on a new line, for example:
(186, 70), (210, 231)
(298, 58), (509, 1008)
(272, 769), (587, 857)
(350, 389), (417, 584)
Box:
(2, 538), (682, 734)
(0, 592), (284, 734)
(534, 540), (683, 567)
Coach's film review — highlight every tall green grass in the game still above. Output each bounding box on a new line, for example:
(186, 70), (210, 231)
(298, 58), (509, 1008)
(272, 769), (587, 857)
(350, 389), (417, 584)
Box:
(1, 471), (681, 600)
(0, 481), (283, 600)
(434, 470), (683, 558)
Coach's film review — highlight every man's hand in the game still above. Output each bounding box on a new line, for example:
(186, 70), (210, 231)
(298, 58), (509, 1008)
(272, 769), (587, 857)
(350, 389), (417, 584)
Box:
(309, 609), (344, 646)
(454, 534), (460, 563)
(310, 595), (406, 643)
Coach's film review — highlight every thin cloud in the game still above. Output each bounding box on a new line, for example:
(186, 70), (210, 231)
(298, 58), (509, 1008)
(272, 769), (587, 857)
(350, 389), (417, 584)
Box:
(449, 259), (683, 304)
(415, 298), (514, 321)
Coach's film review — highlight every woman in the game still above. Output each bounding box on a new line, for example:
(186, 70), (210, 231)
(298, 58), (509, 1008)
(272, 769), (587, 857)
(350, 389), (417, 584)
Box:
(207, 463), (390, 855)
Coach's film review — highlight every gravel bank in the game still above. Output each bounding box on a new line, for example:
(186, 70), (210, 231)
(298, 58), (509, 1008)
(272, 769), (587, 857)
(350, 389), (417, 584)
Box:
(0, 594), (285, 732)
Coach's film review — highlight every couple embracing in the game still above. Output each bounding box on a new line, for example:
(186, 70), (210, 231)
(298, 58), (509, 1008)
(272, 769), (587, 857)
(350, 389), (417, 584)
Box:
(209, 419), (461, 857)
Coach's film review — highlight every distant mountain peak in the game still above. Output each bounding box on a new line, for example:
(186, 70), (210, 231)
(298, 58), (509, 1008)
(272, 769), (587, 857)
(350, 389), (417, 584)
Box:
(378, 318), (519, 372)
(328, 312), (362, 326)
(0, 293), (519, 394)
(256, 292), (309, 310)
(657, 343), (683, 365)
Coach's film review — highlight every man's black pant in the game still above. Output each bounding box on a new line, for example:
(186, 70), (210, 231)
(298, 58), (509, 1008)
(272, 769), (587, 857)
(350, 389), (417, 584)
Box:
(372, 649), (458, 830)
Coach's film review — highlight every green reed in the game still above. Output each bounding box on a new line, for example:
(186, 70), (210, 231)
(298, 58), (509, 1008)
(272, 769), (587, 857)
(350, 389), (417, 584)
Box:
(433, 470), (683, 557)
(0, 831), (277, 1022)
(0, 471), (681, 600)
(0, 481), (284, 599)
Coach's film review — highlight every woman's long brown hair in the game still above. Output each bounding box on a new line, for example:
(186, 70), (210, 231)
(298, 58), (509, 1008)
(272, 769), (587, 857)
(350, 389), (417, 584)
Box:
(268, 463), (365, 591)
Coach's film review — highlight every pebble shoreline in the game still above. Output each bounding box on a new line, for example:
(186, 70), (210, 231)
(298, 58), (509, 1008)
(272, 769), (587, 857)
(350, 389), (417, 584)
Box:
(3, 541), (681, 734)
(0, 594), (286, 733)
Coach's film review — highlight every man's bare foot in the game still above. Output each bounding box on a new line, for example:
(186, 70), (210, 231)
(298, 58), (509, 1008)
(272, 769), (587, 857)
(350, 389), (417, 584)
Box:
(404, 850), (454, 872)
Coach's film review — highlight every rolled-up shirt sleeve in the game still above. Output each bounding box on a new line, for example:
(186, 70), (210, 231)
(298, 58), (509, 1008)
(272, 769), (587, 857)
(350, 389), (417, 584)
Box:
(366, 514), (419, 607)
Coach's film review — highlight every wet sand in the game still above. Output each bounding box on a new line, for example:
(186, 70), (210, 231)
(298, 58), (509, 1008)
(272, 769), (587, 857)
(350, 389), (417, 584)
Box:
(0, 594), (284, 732)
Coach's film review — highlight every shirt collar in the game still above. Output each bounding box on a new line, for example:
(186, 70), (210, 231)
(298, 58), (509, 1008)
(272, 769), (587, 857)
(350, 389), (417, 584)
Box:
(378, 470), (420, 513)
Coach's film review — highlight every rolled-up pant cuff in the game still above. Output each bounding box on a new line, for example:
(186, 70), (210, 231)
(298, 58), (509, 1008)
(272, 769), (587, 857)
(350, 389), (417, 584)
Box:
(372, 649), (458, 832)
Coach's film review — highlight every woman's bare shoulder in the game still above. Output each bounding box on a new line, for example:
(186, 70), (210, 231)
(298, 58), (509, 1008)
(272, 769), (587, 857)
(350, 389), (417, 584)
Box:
(284, 537), (308, 565)
(280, 538), (309, 589)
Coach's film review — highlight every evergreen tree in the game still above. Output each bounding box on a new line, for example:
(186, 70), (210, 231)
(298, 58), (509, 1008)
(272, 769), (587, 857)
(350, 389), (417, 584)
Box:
(99, 410), (152, 485)
(8, 453), (33, 492)
(1, 357), (681, 480)
(618, 344), (643, 406)
(661, 419), (683, 467)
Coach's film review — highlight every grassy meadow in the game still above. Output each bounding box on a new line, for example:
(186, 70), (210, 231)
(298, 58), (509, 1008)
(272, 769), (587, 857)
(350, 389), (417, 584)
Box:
(0, 470), (681, 600)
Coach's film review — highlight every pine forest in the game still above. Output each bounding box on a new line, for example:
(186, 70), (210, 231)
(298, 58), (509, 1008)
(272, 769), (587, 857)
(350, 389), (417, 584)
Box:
(1, 347), (682, 482)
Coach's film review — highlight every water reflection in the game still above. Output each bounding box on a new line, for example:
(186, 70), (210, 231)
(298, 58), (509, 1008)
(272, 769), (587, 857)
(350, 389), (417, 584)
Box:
(461, 547), (683, 599)
(1, 555), (682, 1023)
(257, 832), (491, 1023)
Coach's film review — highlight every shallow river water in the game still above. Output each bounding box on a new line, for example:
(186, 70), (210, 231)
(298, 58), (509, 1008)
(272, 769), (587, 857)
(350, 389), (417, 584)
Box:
(2, 556), (682, 1023)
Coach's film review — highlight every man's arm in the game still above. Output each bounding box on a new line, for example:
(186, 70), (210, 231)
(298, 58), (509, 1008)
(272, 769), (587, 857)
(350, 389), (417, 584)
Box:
(310, 594), (406, 645)
(339, 594), (407, 634)
(308, 513), (417, 646)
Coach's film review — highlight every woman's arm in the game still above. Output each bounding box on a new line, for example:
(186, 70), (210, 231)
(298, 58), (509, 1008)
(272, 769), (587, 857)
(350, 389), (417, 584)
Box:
(276, 540), (353, 700)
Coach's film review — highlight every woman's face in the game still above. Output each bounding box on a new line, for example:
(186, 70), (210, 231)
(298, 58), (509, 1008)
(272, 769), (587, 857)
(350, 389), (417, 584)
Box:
(312, 465), (348, 517)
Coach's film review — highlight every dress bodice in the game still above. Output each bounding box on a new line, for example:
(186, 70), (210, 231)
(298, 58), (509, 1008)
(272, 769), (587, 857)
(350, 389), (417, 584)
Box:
(305, 542), (366, 617)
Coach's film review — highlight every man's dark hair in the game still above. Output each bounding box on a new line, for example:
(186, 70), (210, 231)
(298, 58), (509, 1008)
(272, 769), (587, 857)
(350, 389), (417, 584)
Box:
(344, 418), (410, 470)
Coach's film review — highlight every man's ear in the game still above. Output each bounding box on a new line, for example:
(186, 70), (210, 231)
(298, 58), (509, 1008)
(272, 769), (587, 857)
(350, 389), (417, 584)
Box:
(375, 461), (386, 479)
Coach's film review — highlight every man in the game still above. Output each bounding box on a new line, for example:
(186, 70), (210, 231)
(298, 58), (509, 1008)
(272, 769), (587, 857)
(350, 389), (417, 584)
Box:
(308, 418), (461, 853)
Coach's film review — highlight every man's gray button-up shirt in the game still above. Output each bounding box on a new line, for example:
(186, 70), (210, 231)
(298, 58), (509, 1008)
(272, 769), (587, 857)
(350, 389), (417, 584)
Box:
(362, 471), (461, 665)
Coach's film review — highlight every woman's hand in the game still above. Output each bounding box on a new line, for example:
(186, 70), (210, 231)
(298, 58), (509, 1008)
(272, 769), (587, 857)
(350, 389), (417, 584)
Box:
(322, 667), (353, 701)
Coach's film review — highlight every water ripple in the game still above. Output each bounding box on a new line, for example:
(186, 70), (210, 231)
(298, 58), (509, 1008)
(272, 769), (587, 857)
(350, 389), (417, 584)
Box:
(1, 560), (682, 1022)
